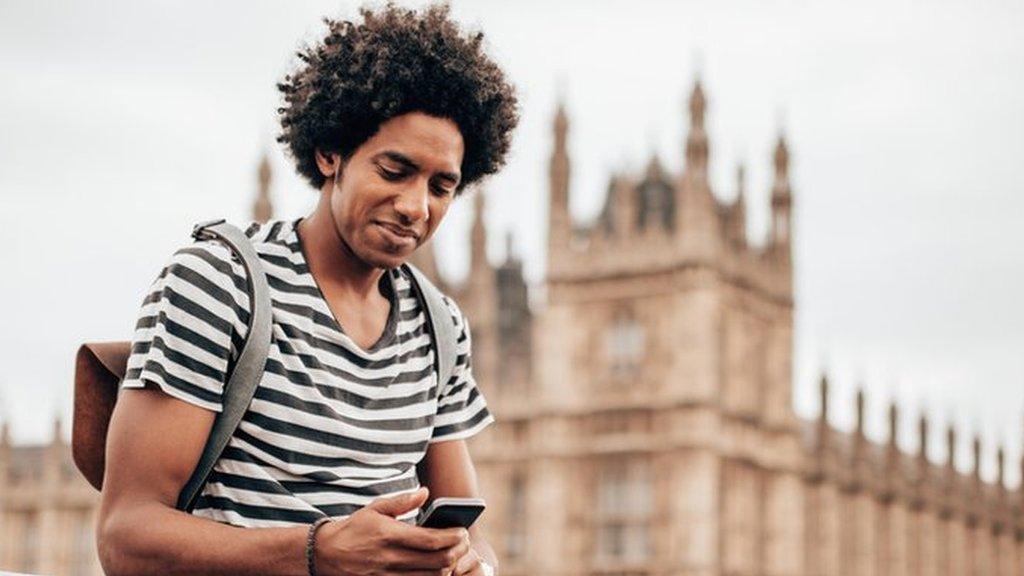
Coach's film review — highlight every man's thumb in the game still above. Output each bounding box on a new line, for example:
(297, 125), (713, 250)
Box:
(367, 487), (429, 517)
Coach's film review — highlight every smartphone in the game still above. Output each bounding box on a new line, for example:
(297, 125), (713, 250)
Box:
(416, 497), (486, 529)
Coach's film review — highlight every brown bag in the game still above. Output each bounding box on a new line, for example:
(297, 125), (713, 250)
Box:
(72, 342), (131, 490)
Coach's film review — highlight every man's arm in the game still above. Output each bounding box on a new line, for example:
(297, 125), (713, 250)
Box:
(96, 385), (310, 576)
(98, 386), (468, 576)
(417, 439), (499, 572)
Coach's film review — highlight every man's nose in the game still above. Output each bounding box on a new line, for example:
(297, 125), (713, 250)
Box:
(394, 182), (429, 225)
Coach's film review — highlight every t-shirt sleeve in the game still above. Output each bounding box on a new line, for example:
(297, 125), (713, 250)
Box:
(429, 296), (495, 443)
(121, 241), (251, 413)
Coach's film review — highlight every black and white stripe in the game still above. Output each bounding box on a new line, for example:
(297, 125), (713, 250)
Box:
(122, 219), (493, 527)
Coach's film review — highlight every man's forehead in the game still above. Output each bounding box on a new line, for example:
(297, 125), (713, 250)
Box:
(368, 113), (464, 171)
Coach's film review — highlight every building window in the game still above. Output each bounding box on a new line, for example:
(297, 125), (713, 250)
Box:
(605, 309), (645, 379)
(594, 459), (652, 564)
(505, 472), (528, 562)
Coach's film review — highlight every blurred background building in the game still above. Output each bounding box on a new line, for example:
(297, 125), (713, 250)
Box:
(0, 420), (99, 575)
(1, 79), (1022, 576)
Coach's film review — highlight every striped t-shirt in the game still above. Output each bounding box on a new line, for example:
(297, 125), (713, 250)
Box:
(121, 218), (493, 527)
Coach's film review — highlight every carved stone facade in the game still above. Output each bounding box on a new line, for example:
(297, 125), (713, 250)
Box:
(1, 80), (1021, 576)
(463, 80), (1024, 576)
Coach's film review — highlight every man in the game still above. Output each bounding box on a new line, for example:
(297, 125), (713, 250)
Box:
(96, 4), (519, 575)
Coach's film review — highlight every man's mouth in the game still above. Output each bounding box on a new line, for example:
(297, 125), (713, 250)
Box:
(375, 221), (420, 246)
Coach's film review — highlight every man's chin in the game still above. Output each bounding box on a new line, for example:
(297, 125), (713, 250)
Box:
(359, 246), (415, 270)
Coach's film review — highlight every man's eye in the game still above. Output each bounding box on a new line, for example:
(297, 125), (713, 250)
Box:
(431, 182), (454, 197)
(378, 167), (403, 181)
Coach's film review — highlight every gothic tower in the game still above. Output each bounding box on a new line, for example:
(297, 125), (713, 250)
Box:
(460, 191), (498, 392)
(524, 78), (803, 573)
(770, 133), (793, 267)
(252, 153), (274, 224)
(547, 100), (571, 275)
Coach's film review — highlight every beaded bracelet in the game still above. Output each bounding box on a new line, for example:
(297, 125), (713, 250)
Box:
(306, 517), (333, 576)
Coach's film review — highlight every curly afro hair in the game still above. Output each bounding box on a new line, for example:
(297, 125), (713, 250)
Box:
(276, 3), (519, 193)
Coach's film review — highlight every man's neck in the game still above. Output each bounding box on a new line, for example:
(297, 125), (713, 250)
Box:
(297, 199), (386, 302)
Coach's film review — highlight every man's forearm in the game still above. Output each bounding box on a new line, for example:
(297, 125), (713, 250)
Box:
(98, 501), (309, 576)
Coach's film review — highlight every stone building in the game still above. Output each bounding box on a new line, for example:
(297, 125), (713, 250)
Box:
(0, 419), (101, 575)
(461, 80), (1024, 576)
(1, 80), (1021, 576)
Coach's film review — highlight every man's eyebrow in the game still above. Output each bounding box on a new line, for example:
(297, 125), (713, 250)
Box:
(379, 151), (418, 170)
(378, 150), (460, 185)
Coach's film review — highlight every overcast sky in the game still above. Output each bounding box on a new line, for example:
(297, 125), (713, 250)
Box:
(1, 0), (1022, 485)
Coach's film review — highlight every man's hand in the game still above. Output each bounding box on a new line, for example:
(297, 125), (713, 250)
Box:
(314, 487), (471, 575)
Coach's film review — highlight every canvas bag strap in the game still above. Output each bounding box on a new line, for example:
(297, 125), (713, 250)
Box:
(401, 263), (458, 389)
(176, 219), (273, 512)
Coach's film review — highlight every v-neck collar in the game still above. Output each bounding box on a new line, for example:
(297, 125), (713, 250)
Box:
(284, 218), (401, 356)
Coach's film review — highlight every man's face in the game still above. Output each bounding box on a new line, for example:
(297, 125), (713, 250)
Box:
(320, 111), (464, 269)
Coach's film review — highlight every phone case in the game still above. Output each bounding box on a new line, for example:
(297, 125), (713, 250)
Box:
(417, 497), (486, 529)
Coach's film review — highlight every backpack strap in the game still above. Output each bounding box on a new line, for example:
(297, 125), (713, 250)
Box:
(401, 263), (459, 390)
(176, 219), (273, 512)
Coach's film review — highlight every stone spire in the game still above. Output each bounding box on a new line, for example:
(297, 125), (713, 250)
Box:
(888, 401), (899, 451)
(946, 422), (957, 470)
(819, 373), (830, 425)
(684, 79), (709, 179)
(504, 230), (516, 264)
(883, 401), (900, 484)
(772, 133), (791, 196)
(547, 99), (571, 271)
(253, 153), (274, 224)
(815, 373), (830, 457)
(0, 419), (9, 447)
(676, 77), (722, 260)
(770, 133), (793, 258)
(855, 388), (866, 438)
(918, 411), (930, 462)
(645, 154), (663, 180)
(51, 413), (63, 445)
(459, 188), (496, 392)
(996, 445), (1006, 489)
(853, 388), (869, 471)
(972, 434), (982, 481)
(725, 163), (747, 248)
(819, 373), (827, 422)
(470, 190), (488, 275)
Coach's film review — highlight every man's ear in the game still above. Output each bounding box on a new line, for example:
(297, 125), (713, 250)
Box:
(314, 149), (342, 178)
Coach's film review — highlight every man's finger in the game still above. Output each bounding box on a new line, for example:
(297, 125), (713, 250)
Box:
(386, 520), (468, 551)
(365, 487), (429, 517)
(378, 538), (469, 570)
